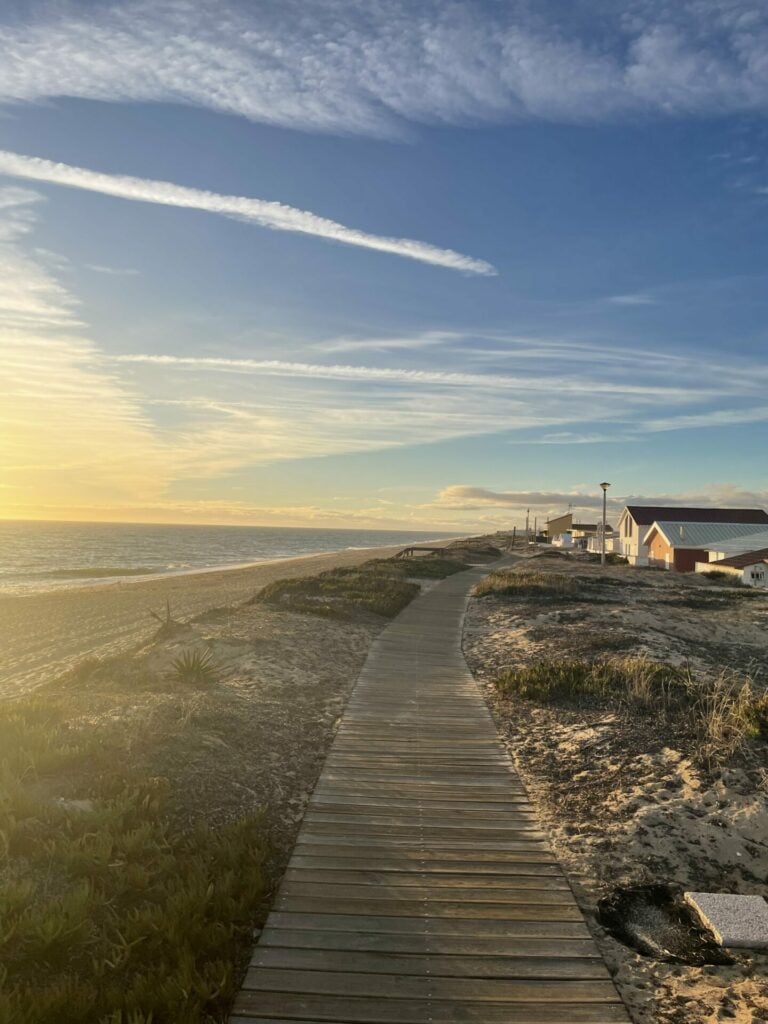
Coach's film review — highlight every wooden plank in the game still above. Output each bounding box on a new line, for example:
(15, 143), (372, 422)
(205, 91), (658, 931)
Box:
(282, 869), (568, 888)
(250, 948), (611, 980)
(273, 897), (583, 920)
(289, 856), (560, 873)
(232, 992), (629, 1022)
(258, 928), (600, 958)
(277, 883), (576, 904)
(241, 970), (620, 1003)
(264, 912), (593, 938)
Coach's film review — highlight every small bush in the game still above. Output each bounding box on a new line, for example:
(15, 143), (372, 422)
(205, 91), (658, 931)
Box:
(582, 551), (629, 565)
(172, 648), (217, 687)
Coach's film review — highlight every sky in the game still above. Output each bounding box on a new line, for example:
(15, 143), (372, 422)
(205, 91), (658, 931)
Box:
(2, 0), (768, 532)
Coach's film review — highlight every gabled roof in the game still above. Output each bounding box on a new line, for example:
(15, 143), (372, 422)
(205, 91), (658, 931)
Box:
(643, 521), (768, 549)
(625, 505), (768, 526)
(709, 530), (768, 556)
(711, 548), (768, 569)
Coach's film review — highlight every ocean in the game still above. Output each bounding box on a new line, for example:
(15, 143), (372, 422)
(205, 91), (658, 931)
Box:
(0, 521), (463, 593)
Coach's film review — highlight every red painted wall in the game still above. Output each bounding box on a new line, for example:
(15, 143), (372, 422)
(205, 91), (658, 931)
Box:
(673, 548), (709, 573)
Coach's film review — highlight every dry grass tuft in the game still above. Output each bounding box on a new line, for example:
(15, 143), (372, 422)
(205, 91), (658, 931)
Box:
(496, 656), (768, 766)
(474, 570), (579, 599)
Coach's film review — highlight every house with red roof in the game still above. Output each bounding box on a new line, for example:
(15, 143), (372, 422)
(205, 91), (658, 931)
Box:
(616, 505), (768, 566)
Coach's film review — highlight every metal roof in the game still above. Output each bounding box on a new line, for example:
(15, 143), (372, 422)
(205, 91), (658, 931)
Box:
(712, 548), (768, 569)
(626, 505), (768, 526)
(644, 521), (768, 549)
(709, 530), (768, 555)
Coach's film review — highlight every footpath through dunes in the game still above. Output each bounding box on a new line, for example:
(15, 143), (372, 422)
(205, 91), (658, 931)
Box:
(231, 563), (631, 1024)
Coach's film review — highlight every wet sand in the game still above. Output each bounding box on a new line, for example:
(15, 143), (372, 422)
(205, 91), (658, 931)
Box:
(0, 543), (436, 696)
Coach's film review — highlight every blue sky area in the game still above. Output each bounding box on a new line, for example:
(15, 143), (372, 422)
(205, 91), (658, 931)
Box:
(2, 0), (768, 529)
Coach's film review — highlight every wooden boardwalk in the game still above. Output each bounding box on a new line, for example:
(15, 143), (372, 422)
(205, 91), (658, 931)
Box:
(231, 567), (630, 1024)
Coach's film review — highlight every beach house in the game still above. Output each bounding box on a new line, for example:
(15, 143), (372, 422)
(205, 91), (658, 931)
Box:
(695, 548), (768, 588)
(643, 521), (768, 572)
(616, 505), (768, 565)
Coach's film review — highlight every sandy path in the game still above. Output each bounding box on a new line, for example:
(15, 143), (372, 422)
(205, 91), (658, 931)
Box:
(0, 543), (433, 697)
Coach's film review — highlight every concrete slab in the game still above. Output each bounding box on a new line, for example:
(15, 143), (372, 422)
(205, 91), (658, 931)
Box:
(685, 892), (768, 948)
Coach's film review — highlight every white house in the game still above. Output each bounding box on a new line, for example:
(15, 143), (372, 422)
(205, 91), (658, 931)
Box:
(695, 548), (768, 589)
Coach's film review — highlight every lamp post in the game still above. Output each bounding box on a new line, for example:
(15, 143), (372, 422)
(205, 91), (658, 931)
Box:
(599, 482), (610, 567)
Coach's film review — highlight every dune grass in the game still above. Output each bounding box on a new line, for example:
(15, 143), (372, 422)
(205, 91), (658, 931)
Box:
(474, 570), (582, 601)
(251, 552), (468, 620)
(0, 697), (267, 1024)
(496, 657), (768, 765)
(362, 556), (469, 580)
(253, 565), (420, 619)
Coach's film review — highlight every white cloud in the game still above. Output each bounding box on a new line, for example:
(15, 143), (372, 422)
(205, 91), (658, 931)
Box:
(605, 293), (658, 306)
(113, 351), (714, 401)
(0, 188), (170, 505)
(0, 149), (495, 275)
(2, 2), (768, 135)
(85, 263), (140, 276)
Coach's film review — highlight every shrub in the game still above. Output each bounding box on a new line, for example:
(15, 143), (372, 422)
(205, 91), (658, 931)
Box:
(171, 648), (217, 687)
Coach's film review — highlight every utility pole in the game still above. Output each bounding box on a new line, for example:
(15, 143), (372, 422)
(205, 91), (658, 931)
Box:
(525, 508), (530, 545)
(599, 482), (611, 567)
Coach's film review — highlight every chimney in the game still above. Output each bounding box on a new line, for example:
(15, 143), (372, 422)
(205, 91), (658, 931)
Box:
(679, 525), (685, 541)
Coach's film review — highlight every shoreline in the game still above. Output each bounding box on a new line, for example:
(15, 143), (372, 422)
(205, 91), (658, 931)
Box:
(0, 537), (462, 697)
(0, 534), (461, 597)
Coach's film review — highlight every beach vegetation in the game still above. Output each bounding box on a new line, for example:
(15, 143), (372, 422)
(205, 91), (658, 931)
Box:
(362, 556), (468, 579)
(172, 647), (218, 687)
(496, 657), (768, 765)
(252, 564), (420, 619)
(474, 569), (579, 599)
(0, 696), (267, 1024)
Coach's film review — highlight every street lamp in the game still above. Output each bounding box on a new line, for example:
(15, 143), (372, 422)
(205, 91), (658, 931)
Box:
(599, 482), (610, 567)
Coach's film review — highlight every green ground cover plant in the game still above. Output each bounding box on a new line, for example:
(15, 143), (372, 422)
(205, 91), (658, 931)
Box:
(0, 697), (267, 1024)
(496, 657), (768, 765)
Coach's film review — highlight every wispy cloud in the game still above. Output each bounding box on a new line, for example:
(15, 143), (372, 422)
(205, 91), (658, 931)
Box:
(84, 263), (140, 276)
(2, 2), (768, 135)
(113, 352), (713, 401)
(316, 330), (461, 354)
(0, 149), (494, 275)
(605, 293), (658, 306)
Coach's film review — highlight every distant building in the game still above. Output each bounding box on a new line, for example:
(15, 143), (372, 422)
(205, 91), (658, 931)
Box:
(544, 512), (573, 541)
(643, 521), (768, 572)
(616, 505), (768, 565)
(694, 549), (768, 588)
(544, 513), (606, 549)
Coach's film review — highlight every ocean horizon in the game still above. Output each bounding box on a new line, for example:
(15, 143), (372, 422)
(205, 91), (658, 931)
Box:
(0, 520), (465, 594)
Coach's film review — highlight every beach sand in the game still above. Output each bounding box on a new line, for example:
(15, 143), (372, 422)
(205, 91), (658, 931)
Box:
(0, 542), (433, 696)
(464, 554), (768, 1023)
